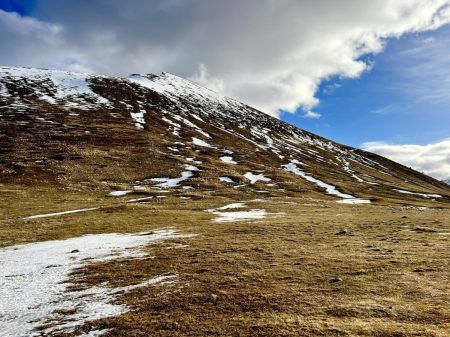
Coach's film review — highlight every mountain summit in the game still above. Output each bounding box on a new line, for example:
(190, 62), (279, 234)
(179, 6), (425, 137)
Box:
(0, 66), (449, 205)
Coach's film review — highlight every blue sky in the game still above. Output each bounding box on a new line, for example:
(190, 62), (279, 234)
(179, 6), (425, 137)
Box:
(282, 26), (450, 148)
(0, 0), (34, 16)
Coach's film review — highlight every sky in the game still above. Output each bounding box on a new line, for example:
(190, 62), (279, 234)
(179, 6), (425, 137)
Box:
(0, 0), (449, 180)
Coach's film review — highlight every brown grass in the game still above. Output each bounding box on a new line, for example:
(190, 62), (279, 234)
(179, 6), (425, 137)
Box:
(3, 185), (448, 337)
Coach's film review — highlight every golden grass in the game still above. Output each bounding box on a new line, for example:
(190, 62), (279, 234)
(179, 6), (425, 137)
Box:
(2, 185), (448, 336)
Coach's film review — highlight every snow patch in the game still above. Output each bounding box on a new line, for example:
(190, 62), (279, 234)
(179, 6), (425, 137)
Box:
(127, 196), (154, 203)
(192, 137), (213, 148)
(109, 190), (132, 197)
(186, 157), (202, 165)
(0, 67), (111, 109)
(283, 161), (371, 204)
(207, 202), (282, 223)
(0, 82), (10, 97)
(220, 156), (237, 164)
(130, 110), (146, 129)
(24, 208), (99, 220)
(219, 176), (234, 183)
(210, 209), (269, 223)
(150, 164), (197, 188)
(216, 202), (246, 210)
(337, 199), (371, 204)
(244, 172), (271, 184)
(394, 189), (442, 199)
(0, 230), (183, 337)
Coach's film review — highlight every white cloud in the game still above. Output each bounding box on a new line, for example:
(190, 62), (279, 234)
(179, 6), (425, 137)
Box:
(389, 28), (450, 106)
(0, 9), (61, 39)
(362, 139), (450, 180)
(370, 103), (399, 115)
(189, 64), (224, 93)
(1, 1), (450, 116)
(304, 111), (321, 119)
(0, 9), (90, 73)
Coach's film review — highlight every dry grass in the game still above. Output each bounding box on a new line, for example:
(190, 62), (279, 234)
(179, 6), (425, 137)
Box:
(1, 74), (450, 336)
(2, 185), (448, 337)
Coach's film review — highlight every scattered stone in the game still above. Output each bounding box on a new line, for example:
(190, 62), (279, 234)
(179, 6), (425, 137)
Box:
(412, 226), (437, 233)
(329, 277), (343, 283)
(69, 249), (79, 254)
(336, 228), (349, 235)
(140, 231), (155, 236)
(210, 294), (218, 303)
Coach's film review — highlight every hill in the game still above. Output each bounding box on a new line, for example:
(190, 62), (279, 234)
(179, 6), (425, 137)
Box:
(1, 67), (449, 337)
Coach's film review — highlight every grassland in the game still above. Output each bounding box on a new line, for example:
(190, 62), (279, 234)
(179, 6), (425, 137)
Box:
(1, 184), (449, 337)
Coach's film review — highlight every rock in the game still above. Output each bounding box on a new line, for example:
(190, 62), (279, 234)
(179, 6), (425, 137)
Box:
(412, 226), (437, 233)
(329, 277), (343, 283)
(336, 228), (349, 235)
(70, 249), (79, 254)
(210, 294), (218, 303)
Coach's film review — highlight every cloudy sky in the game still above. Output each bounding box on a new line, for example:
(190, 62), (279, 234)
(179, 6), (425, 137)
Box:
(1, 0), (449, 180)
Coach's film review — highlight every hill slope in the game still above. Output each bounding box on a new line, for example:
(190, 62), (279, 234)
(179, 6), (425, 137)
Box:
(0, 66), (449, 205)
(1, 67), (450, 337)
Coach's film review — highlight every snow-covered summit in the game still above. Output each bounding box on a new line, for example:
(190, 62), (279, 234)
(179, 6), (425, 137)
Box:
(127, 72), (254, 120)
(0, 66), (111, 109)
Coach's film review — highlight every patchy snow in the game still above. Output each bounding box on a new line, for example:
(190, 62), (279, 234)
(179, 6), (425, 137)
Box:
(186, 157), (202, 165)
(192, 137), (213, 148)
(0, 67), (111, 109)
(172, 115), (211, 138)
(151, 171), (193, 188)
(161, 117), (181, 137)
(219, 176), (234, 183)
(78, 329), (111, 337)
(150, 164), (197, 188)
(78, 329), (112, 337)
(207, 202), (282, 223)
(109, 190), (132, 197)
(394, 189), (442, 199)
(23, 207), (100, 220)
(209, 209), (269, 223)
(127, 196), (154, 203)
(283, 161), (371, 204)
(0, 82), (10, 97)
(220, 156), (237, 164)
(162, 117), (181, 128)
(184, 164), (199, 171)
(339, 157), (365, 183)
(127, 72), (234, 112)
(0, 230), (183, 337)
(216, 202), (246, 210)
(191, 114), (204, 122)
(244, 172), (271, 184)
(130, 110), (146, 129)
(337, 199), (371, 204)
